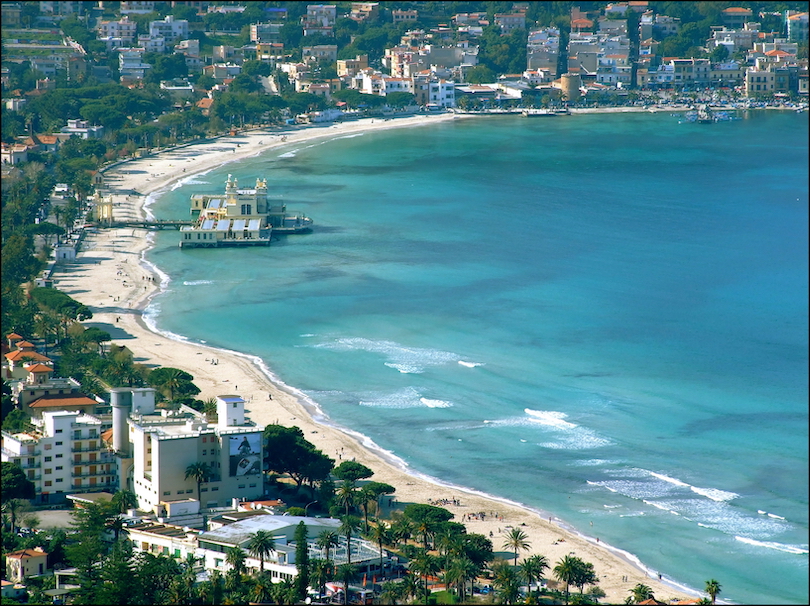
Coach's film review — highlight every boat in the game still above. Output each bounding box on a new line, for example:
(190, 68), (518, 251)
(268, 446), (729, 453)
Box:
(179, 174), (312, 248)
(696, 105), (714, 124)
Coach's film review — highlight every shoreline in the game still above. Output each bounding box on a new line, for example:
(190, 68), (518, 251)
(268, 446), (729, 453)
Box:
(52, 112), (703, 604)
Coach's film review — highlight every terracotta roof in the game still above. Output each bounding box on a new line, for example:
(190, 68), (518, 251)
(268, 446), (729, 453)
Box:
(25, 363), (53, 373)
(765, 49), (791, 56)
(723, 7), (752, 13)
(7, 332), (23, 340)
(28, 395), (97, 408)
(197, 98), (214, 108)
(5, 548), (48, 560)
(15, 340), (35, 348)
(101, 428), (114, 444)
(6, 350), (51, 363)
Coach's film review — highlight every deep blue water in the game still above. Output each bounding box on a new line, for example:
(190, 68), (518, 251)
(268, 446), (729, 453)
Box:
(146, 111), (808, 604)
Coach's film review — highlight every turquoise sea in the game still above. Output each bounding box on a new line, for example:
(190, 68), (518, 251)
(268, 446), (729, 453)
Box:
(145, 111), (808, 604)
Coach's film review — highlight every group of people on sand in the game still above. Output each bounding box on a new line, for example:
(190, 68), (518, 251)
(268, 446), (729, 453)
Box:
(462, 511), (504, 522)
(428, 497), (460, 506)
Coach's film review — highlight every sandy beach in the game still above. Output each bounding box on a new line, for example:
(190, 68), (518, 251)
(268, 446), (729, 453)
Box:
(52, 112), (696, 604)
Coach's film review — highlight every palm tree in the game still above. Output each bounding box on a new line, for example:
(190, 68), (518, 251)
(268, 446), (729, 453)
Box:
(409, 551), (439, 605)
(379, 580), (403, 605)
(390, 517), (414, 548)
(502, 527), (531, 566)
(184, 462), (212, 503)
(445, 556), (478, 602)
(554, 554), (579, 605)
(339, 515), (361, 566)
(106, 515), (126, 541)
(317, 529), (340, 563)
(521, 553), (549, 596)
(705, 579), (722, 604)
(250, 571), (274, 603)
(369, 521), (391, 573)
(335, 563), (356, 606)
(630, 583), (654, 603)
(111, 489), (138, 514)
(310, 558), (333, 597)
(492, 560), (522, 605)
(336, 479), (358, 516)
(247, 530), (276, 572)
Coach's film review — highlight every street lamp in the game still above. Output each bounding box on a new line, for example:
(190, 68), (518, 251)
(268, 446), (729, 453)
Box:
(304, 500), (318, 517)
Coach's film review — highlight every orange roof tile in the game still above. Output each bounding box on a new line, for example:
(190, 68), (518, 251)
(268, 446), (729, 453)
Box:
(25, 363), (53, 373)
(765, 49), (791, 56)
(15, 340), (35, 348)
(197, 98), (214, 108)
(6, 350), (51, 363)
(7, 332), (23, 340)
(101, 428), (114, 443)
(723, 7), (752, 13)
(28, 395), (97, 408)
(5, 548), (48, 559)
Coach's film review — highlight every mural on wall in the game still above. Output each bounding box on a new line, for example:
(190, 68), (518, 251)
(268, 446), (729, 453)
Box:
(229, 434), (261, 476)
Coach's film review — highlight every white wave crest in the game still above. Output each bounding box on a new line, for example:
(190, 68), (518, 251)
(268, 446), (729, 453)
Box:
(359, 386), (453, 409)
(315, 337), (458, 374)
(182, 280), (214, 286)
(524, 409), (577, 429)
(735, 536), (809, 554)
(691, 486), (739, 502)
(458, 360), (484, 367)
(279, 150), (298, 158)
(420, 397), (453, 408)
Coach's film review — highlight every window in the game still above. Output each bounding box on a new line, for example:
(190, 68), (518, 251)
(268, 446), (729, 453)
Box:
(201, 487), (208, 492)
(238, 484), (245, 489)
(74, 430), (81, 439)
(55, 429), (63, 434)
(202, 450), (207, 455)
(249, 483), (256, 488)
(45, 480), (52, 487)
(202, 436), (207, 443)
(186, 489), (193, 494)
(45, 456), (52, 462)
(177, 490), (184, 495)
(56, 453), (62, 458)
(56, 466), (63, 471)
(45, 468), (52, 474)
(163, 491), (171, 496)
(56, 478), (63, 482)
(211, 487), (218, 491)
(56, 441), (63, 445)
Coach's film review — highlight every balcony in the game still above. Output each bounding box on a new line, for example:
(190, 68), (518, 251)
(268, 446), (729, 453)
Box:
(72, 470), (116, 478)
(71, 446), (105, 453)
(20, 461), (41, 469)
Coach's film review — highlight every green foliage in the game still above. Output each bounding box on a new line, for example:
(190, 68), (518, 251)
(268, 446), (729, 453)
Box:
(147, 367), (199, 402)
(466, 64), (496, 84)
(333, 460), (374, 483)
(294, 522), (310, 601)
(1, 409), (34, 435)
(1, 462), (36, 501)
(263, 424), (334, 492)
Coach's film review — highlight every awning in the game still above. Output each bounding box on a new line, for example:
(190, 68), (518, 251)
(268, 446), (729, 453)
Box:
(232, 219), (246, 231)
(201, 219), (215, 230)
(248, 219), (261, 231)
(216, 220), (230, 231)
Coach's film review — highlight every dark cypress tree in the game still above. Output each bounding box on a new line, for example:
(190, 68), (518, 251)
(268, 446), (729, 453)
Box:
(294, 521), (310, 601)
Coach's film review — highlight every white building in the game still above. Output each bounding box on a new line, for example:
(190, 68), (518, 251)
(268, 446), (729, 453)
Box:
(118, 47), (151, 83)
(1, 410), (115, 505)
(97, 16), (137, 45)
(149, 15), (189, 43)
(112, 390), (265, 515)
(60, 119), (104, 140)
(196, 514), (388, 581)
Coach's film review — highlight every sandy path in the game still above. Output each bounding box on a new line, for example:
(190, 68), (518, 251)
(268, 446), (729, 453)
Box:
(53, 113), (699, 604)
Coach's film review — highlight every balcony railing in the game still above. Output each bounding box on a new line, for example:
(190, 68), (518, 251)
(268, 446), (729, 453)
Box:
(72, 470), (116, 478)
(19, 461), (41, 469)
(71, 446), (105, 453)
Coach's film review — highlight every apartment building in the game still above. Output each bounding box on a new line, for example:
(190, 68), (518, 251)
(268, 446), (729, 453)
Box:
(111, 390), (264, 515)
(2, 410), (114, 504)
(149, 15), (189, 43)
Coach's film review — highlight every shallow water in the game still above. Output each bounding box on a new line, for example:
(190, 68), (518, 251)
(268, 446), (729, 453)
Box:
(148, 111), (809, 604)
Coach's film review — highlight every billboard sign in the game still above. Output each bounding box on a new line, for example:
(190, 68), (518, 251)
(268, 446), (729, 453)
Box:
(229, 433), (262, 477)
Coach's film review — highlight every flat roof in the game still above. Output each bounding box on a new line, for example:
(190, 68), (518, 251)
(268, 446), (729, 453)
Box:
(199, 515), (340, 547)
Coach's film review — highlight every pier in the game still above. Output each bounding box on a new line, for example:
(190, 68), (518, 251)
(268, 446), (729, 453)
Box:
(100, 219), (194, 230)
